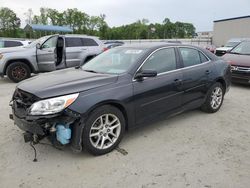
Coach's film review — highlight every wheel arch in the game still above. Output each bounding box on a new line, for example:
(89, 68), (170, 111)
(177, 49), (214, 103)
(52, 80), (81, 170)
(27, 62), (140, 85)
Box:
(85, 100), (129, 131)
(215, 77), (227, 93)
(4, 59), (35, 75)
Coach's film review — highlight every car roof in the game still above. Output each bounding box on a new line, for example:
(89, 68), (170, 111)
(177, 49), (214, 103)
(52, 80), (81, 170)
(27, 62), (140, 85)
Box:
(64, 34), (99, 39)
(121, 42), (201, 50)
(120, 43), (219, 61)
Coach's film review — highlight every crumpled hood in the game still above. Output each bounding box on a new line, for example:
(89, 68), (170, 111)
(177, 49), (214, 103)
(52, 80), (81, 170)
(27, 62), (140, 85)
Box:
(17, 68), (118, 99)
(222, 53), (250, 67)
(0, 46), (27, 54)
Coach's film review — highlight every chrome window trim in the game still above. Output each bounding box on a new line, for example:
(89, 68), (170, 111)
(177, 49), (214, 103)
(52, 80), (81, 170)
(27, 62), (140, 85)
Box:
(178, 46), (211, 65)
(133, 46), (211, 82)
(133, 46), (176, 81)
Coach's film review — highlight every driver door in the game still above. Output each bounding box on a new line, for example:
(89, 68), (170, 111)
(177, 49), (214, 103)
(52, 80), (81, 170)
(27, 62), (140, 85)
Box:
(133, 47), (183, 125)
(36, 35), (58, 72)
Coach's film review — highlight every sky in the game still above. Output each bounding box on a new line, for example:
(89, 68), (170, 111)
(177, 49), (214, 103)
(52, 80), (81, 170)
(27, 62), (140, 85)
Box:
(1, 0), (250, 32)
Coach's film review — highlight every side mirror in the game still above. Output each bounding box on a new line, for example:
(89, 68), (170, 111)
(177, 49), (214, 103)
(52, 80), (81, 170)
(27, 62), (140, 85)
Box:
(134, 69), (157, 81)
(36, 43), (41, 49)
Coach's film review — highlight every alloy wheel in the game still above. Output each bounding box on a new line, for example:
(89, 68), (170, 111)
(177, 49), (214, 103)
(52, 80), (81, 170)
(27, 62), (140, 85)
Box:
(89, 114), (121, 150)
(210, 87), (223, 110)
(12, 66), (27, 80)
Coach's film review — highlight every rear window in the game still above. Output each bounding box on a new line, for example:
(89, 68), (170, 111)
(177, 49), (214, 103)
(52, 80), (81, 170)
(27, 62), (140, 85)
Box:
(65, 37), (83, 47)
(81, 38), (98, 46)
(199, 52), (209, 63)
(4, 41), (23, 47)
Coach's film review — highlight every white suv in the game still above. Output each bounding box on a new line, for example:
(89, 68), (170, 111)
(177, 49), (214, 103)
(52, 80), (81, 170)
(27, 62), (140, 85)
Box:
(0, 39), (30, 48)
(0, 34), (105, 82)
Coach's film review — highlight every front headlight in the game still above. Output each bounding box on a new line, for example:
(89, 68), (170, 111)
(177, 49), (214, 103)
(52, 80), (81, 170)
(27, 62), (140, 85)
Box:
(0, 53), (3, 60)
(29, 93), (79, 115)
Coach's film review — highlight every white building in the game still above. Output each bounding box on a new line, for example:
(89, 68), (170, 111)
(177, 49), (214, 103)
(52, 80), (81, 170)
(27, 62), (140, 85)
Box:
(213, 16), (250, 47)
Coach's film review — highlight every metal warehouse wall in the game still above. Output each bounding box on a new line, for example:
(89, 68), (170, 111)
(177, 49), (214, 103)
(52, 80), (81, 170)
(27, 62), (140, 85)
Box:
(213, 17), (250, 47)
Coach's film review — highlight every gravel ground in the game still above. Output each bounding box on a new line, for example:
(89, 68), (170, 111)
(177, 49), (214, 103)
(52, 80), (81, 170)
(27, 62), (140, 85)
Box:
(0, 77), (249, 188)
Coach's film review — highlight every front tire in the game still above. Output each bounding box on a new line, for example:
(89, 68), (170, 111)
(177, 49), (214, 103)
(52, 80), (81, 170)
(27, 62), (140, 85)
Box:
(6, 62), (31, 83)
(201, 82), (224, 113)
(82, 105), (125, 155)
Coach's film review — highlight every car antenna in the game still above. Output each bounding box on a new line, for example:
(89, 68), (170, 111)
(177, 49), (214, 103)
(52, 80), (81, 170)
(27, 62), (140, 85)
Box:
(30, 141), (38, 162)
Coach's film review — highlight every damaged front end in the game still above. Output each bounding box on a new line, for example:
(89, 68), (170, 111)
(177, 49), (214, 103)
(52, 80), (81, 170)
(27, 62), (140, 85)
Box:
(10, 89), (84, 152)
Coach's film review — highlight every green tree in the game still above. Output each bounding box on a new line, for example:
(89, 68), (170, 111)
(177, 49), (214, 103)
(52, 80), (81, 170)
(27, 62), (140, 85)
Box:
(0, 7), (21, 37)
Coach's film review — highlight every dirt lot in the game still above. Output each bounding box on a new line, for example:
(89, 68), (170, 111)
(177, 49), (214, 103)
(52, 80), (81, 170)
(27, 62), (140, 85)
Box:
(0, 77), (249, 188)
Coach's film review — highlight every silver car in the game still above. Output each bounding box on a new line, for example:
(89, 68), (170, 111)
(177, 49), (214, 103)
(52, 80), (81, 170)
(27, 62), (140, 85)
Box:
(0, 34), (105, 82)
(0, 39), (31, 48)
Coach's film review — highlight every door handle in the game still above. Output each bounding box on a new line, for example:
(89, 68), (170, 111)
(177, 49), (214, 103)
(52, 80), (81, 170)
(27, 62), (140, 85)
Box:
(205, 70), (211, 75)
(174, 79), (182, 86)
(80, 48), (87, 50)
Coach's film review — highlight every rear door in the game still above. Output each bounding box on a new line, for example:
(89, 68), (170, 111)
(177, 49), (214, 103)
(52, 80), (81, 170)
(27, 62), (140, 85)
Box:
(65, 37), (86, 67)
(133, 47), (183, 124)
(178, 47), (213, 107)
(37, 35), (58, 72)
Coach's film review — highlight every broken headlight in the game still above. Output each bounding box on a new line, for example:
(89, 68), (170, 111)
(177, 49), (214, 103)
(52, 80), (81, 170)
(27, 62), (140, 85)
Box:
(29, 93), (79, 115)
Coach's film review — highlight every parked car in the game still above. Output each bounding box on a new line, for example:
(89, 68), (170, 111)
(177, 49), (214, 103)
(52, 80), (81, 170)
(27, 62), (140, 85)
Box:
(0, 34), (105, 82)
(215, 38), (245, 56)
(0, 39), (30, 48)
(105, 43), (124, 50)
(104, 41), (124, 50)
(204, 44), (216, 54)
(222, 40), (250, 85)
(10, 43), (231, 156)
(104, 41), (124, 45)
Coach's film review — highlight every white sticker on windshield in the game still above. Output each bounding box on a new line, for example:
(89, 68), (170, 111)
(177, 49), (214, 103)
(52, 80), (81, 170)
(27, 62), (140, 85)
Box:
(125, 50), (143, 54)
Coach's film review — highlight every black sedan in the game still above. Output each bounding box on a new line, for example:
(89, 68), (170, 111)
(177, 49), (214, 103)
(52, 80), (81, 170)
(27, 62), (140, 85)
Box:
(10, 43), (231, 155)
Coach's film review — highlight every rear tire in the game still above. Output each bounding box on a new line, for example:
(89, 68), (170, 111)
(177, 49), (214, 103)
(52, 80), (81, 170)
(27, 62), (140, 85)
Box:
(201, 82), (224, 113)
(6, 62), (31, 83)
(82, 105), (125, 155)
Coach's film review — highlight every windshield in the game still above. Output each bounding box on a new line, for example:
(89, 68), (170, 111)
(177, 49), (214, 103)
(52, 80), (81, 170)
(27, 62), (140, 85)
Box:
(230, 41), (250, 55)
(24, 35), (51, 48)
(225, 42), (240, 48)
(82, 47), (146, 74)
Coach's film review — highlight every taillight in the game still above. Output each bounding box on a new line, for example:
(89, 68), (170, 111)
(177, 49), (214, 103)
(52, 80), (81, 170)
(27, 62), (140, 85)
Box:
(103, 47), (108, 52)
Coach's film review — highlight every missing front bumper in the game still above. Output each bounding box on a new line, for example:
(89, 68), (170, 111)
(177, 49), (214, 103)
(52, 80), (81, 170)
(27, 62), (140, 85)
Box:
(10, 109), (84, 152)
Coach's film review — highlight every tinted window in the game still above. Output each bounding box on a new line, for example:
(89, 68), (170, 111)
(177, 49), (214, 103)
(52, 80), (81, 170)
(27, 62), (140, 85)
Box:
(82, 38), (98, 46)
(66, 37), (83, 47)
(141, 48), (176, 74)
(4, 41), (22, 47)
(179, 48), (202, 67)
(199, 52), (209, 63)
(42, 36), (57, 49)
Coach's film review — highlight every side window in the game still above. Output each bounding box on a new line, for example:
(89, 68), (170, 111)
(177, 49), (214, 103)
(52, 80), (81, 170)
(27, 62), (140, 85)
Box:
(0, 41), (4, 48)
(65, 37), (83, 47)
(42, 36), (57, 49)
(179, 47), (201, 67)
(4, 41), (22, 47)
(199, 52), (209, 63)
(141, 48), (176, 74)
(81, 38), (98, 46)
